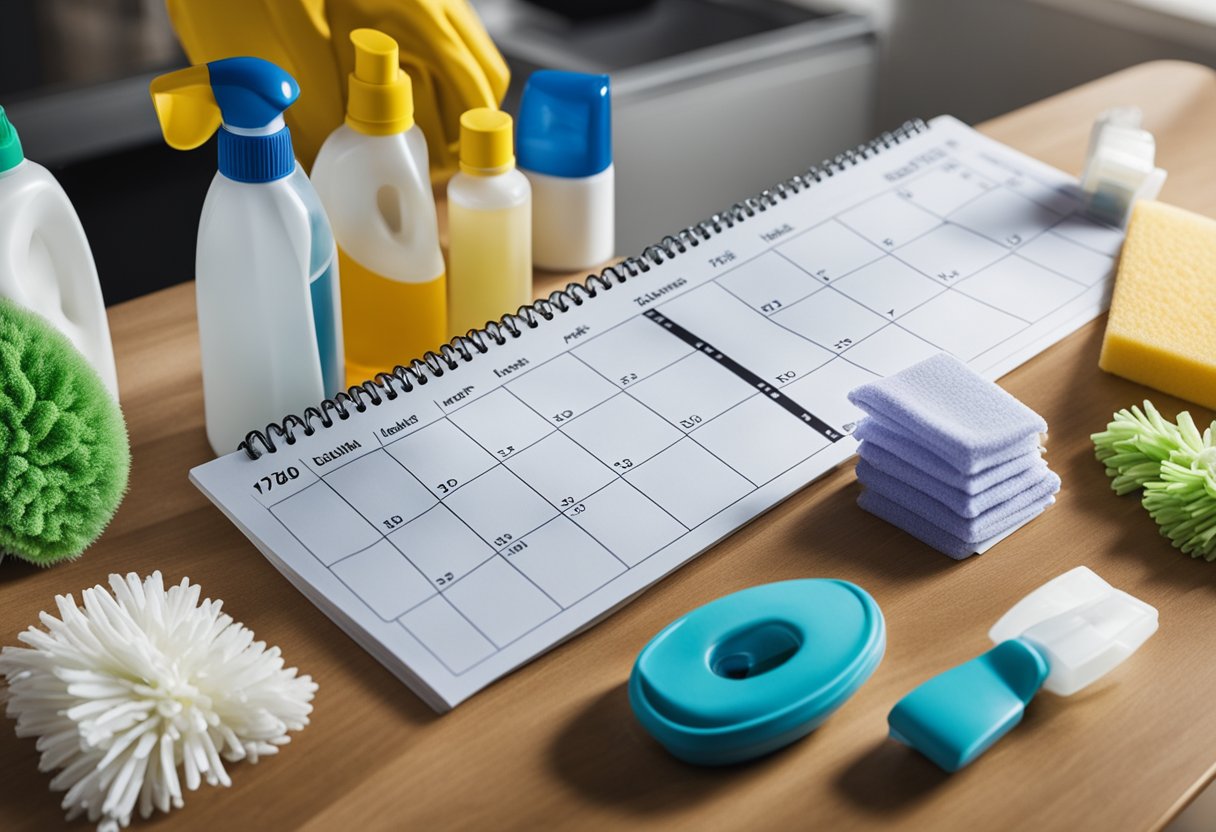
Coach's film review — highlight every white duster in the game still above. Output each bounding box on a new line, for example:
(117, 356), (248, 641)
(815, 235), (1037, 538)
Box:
(0, 572), (317, 831)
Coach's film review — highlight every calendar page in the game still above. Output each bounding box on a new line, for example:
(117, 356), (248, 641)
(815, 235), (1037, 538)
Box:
(191, 116), (1123, 711)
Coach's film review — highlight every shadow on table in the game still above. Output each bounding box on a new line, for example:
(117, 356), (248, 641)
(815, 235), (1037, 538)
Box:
(548, 683), (796, 816)
(835, 739), (952, 813)
(0, 558), (44, 586)
(834, 674), (1115, 814)
(788, 476), (952, 583)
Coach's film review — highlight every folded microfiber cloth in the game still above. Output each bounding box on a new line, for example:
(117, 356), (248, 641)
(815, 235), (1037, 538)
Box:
(848, 353), (1048, 475)
(859, 489), (1051, 560)
(855, 419), (1044, 491)
(856, 447), (1051, 518)
(856, 460), (1061, 542)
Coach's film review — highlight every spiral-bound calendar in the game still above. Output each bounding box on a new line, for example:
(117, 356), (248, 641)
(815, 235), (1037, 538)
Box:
(191, 116), (1123, 711)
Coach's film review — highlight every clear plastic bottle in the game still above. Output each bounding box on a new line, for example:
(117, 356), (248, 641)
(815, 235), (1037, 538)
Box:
(447, 108), (532, 336)
(152, 57), (344, 454)
(313, 29), (447, 384)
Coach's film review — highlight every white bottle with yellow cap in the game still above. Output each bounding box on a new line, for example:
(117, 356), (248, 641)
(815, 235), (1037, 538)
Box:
(313, 29), (446, 384)
(447, 108), (532, 336)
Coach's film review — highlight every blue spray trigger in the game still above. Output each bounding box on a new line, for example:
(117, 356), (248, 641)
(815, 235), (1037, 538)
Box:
(207, 57), (300, 130)
(887, 639), (1049, 772)
(629, 579), (885, 765)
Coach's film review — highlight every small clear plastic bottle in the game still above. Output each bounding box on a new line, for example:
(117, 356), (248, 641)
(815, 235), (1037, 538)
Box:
(447, 109), (532, 337)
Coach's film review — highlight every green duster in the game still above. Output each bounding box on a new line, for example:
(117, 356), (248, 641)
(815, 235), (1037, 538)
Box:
(0, 299), (129, 564)
(1093, 400), (1216, 561)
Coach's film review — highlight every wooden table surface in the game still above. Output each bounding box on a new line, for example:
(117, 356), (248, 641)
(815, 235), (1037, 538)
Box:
(2, 60), (1215, 831)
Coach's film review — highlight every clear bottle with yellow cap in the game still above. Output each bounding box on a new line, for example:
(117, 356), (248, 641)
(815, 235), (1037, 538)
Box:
(313, 29), (446, 384)
(447, 108), (532, 336)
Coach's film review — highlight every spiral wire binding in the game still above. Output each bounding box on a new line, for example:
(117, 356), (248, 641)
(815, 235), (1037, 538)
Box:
(241, 119), (929, 459)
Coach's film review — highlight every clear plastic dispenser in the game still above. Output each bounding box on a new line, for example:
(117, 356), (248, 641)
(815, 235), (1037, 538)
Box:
(446, 108), (532, 337)
(629, 579), (885, 765)
(888, 566), (1158, 772)
(1080, 107), (1167, 227)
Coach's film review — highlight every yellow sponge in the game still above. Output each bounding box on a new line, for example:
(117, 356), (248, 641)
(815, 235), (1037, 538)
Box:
(1100, 201), (1216, 409)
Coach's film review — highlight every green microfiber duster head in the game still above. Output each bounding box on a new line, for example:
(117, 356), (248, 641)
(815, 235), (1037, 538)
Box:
(0, 298), (129, 564)
(1093, 400), (1216, 560)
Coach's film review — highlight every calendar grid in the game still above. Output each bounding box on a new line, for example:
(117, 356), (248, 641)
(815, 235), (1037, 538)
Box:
(689, 161), (1094, 407)
(440, 413), (625, 581)
(1008, 246), (1092, 286)
(196, 116), (1126, 702)
(566, 351), (761, 489)
(498, 384), (693, 534)
(712, 274), (892, 394)
(261, 357), (849, 669)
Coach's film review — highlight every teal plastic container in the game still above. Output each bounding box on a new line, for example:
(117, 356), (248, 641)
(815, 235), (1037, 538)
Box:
(887, 638), (1049, 772)
(629, 579), (885, 765)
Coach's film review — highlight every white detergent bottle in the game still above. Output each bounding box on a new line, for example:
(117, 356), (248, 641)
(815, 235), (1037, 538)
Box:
(313, 29), (446, 385)
(447, 108), (532, 336)
(152, 57), (345, 455)
(0, 106), (119, 399)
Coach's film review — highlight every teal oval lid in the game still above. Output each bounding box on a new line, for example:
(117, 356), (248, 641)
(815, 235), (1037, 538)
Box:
(629, 579), (885, 765)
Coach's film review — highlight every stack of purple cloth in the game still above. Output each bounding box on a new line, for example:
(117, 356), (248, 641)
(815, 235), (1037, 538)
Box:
(848, 353), (1060, 559)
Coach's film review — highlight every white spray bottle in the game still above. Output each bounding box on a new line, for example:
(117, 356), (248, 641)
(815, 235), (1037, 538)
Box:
(0, 106), (119, 398)
(151, 58), (345, 455)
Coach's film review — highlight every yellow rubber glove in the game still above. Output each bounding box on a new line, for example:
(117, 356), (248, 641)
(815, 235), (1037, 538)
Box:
(165, 0), (509, 177)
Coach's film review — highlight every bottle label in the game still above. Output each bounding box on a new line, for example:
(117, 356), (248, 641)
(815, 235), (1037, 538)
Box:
(338, 248), (448, 386)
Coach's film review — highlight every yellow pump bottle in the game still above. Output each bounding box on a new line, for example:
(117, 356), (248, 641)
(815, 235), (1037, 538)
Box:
(447, 108), (532, 336)
(312, 29), (447, 384)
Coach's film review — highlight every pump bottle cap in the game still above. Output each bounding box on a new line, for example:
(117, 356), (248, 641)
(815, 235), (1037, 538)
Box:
(0, 107), (23, 173)
(459, 108), (514, 176)
(346, 29), (414, 136)
(517, 70), (611, 178)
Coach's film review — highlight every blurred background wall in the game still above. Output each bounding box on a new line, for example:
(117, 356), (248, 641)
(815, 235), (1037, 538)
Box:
(0, 0), (1213, 308)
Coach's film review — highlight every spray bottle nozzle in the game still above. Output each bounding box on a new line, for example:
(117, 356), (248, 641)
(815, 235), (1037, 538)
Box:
(151, 57), (300, 182)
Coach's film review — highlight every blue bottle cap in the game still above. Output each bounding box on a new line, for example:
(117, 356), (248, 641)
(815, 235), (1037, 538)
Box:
(516, 70), (611, 179)
(629, 579), (885, 766)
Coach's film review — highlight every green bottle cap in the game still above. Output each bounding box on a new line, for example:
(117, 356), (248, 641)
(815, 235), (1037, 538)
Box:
(0, 107), (25, 173)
